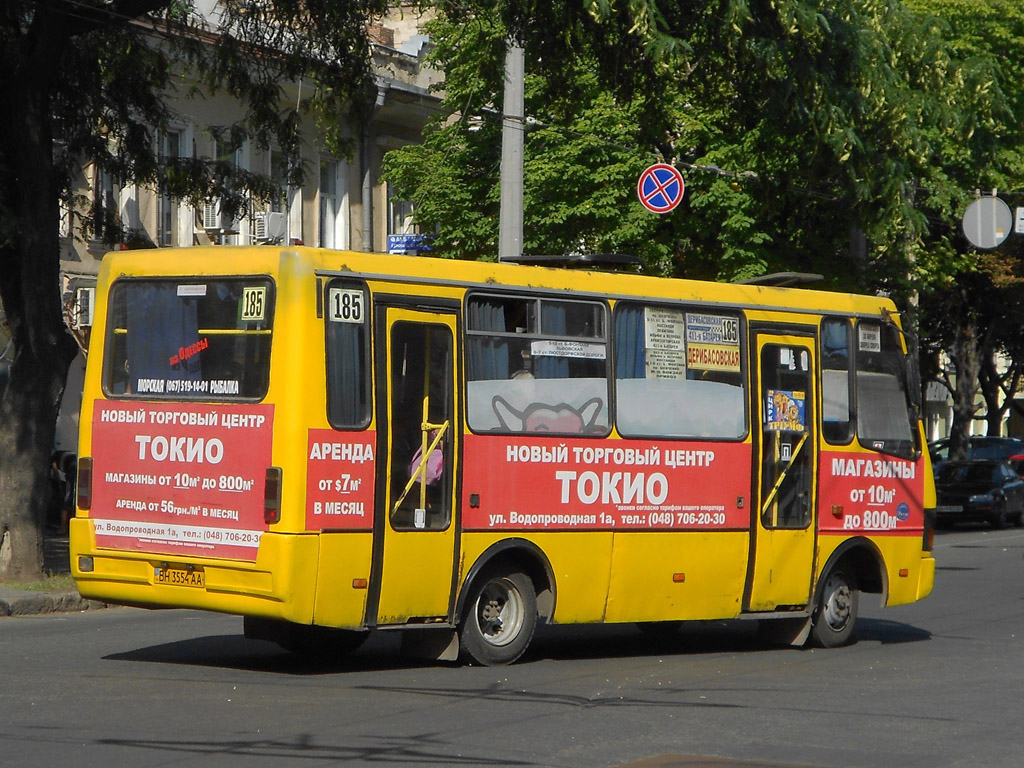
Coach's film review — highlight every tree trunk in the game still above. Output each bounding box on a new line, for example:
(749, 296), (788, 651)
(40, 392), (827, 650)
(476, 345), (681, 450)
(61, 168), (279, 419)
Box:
(947, 320), (981, 461)
(978, 356), (1005, 436)
(0, 37), (78, 580)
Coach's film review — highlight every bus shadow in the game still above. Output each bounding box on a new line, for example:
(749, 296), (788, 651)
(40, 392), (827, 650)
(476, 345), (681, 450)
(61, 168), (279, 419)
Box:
(105, 615), (930, 673)
(851, 617), (932, 645)
(104, 631), (416, 675)
(527, 617), (930, 662)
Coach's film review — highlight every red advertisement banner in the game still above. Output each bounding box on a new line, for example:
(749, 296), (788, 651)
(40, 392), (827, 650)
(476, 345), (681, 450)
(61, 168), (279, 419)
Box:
(90, 401), (274, 560)
(305, 429), (377, 530)
(817, 450), (925, 534)
(461, 435), (751, 531)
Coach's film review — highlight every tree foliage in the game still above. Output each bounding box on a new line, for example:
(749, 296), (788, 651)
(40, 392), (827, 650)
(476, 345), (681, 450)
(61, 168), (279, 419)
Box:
(390, 0), (1021, 302)
(904, 0), (1024, 453)
(0, 0), (387, 578)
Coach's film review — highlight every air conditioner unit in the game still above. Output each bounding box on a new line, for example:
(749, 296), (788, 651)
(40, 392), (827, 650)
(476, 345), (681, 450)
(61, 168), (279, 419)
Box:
(252, 211), (267, 240)
(253, 211), (286, 243)
(74, 287), (95, 329)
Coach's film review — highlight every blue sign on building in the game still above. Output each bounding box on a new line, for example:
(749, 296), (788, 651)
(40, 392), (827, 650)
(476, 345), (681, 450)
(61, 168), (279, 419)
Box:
(387, 234), (433, 255)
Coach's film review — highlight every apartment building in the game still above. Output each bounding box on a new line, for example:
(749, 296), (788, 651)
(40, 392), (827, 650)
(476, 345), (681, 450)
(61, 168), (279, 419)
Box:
(59, 6), (442, 322)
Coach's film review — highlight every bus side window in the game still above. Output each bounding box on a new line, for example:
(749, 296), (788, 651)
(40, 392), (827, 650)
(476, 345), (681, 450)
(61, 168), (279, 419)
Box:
(613, 303), (745, 439)
(465, 294), (609, 435)
(821, 318), (852, 444)
(325, 281), (371, 428)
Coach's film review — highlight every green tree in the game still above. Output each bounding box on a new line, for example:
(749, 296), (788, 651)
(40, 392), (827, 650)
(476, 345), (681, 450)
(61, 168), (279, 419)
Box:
(905, 0), (1024, 455)
(389, 0), (989, 298)
(0, 0), (387, 579)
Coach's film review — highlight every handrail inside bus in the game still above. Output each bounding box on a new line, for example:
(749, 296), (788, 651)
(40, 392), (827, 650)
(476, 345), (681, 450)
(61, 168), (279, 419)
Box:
(110, 327), (271, 335)
(393, 419), (449, 516)
(761, 432), (809, 523)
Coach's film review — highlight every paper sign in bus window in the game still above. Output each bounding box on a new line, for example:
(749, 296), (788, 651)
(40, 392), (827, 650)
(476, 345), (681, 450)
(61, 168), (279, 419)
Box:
(858, 324), (881, 353)
(765, 389), (806, 432)
(643, 307), (686, 379)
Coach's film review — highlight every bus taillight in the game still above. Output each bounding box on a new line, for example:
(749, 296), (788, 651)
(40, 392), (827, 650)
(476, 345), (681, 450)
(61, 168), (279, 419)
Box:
(923, 508), (935, 552)
(77, 456), (93, 510)
(264, 466), (282, 524)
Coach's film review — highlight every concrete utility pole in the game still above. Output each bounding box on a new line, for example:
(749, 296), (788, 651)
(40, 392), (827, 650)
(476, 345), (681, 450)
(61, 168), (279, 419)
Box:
(498, 42), (524, 262)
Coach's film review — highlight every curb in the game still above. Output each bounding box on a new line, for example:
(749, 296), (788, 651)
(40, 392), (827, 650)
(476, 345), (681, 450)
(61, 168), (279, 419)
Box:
(0, 591), (108, 617)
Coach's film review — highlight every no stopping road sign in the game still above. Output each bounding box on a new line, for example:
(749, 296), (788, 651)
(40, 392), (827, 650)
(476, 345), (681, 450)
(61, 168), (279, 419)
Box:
(637, 164), (685, 214)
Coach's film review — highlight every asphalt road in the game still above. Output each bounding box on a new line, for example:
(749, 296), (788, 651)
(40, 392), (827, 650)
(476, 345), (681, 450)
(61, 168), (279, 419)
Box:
(1, 526), (1022, 768)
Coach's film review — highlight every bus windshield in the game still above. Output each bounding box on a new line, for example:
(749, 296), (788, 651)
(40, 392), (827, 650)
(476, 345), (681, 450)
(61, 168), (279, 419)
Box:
(855, 321), (916, 459)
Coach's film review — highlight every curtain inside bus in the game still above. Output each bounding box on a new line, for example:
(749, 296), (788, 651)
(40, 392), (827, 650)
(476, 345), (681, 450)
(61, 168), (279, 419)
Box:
(614, 307), (645, 378)
(125, 284), (201, 390)
(466, 299), (509, 380)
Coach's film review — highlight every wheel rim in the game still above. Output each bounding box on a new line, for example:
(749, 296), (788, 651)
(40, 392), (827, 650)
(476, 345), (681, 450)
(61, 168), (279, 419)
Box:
(821, 573), (853, 632)
(473, 577), (525, 648)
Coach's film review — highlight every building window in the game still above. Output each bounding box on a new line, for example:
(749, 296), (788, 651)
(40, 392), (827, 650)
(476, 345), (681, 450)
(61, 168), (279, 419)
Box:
(92, 165), (118, 243)
(157, 130), (181, 247)
(319, 158), (344, 248)
(250, 148), (289, 244)
(202, 136), (243, 244)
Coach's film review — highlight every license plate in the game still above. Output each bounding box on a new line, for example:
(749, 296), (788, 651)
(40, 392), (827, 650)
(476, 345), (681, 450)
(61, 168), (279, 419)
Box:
(154, 566), (205, 588)
(935, 505), (962, 514)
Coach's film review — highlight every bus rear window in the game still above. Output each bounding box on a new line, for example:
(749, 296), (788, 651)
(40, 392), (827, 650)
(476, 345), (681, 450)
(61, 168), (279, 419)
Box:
(103, 278), (273, 399)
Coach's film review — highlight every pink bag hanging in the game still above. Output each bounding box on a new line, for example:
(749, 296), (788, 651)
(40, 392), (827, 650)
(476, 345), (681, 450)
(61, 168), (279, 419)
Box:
(408, 431), (444, 485)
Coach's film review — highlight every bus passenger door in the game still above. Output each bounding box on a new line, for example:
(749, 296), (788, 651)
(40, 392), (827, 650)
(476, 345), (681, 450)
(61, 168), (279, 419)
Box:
(371, 306), (460, 626)
(747, 333), (818, 612)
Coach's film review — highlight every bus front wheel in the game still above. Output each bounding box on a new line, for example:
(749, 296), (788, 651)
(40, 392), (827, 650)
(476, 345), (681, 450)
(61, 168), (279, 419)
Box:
(811, 568), (858, 648)
(459, 568), (537, 666)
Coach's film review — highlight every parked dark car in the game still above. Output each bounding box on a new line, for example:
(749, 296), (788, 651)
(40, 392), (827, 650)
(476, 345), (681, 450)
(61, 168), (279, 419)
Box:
(929, 436), (1024, 476)
(934, 459), (1024, 528)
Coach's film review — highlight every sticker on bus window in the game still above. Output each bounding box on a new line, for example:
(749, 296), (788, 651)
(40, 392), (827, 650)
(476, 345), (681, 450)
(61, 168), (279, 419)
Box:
(177, 284), (207, 297)
(531, 340), (606, 360)
(241, 287), (266, 321)
(685, 313), (741, 373)
(329, 288), (365, 323)
(858, 324), (881, 353)
(765, 389), (806, 432)
(686, 313), (740, 346)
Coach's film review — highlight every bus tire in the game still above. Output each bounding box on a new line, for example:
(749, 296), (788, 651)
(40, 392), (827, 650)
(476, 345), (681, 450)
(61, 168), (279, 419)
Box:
(811, 568), (858, 648)
(459, 568), (537, 666)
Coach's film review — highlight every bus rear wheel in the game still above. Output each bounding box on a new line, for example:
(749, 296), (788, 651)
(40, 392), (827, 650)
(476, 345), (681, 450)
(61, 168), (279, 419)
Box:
(459, 568), (537, 666)
(811, 568), (858, 648)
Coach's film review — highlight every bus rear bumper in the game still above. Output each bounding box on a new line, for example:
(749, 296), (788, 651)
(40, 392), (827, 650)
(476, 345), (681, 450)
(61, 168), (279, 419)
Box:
(69, 519), (317, 623)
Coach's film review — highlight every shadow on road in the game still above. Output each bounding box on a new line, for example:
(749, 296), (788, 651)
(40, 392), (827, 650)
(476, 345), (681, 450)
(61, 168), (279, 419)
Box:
(103, 613), (930, 674)
(95, 732), (534, 766)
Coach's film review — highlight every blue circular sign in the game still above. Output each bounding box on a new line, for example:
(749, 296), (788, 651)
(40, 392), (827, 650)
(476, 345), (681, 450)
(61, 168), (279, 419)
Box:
(637, 164), (685, 214)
